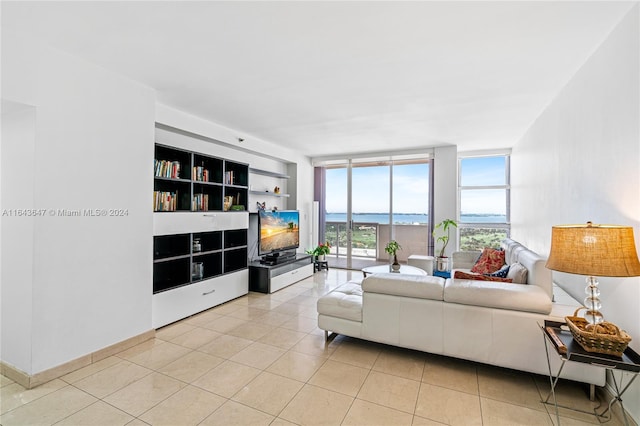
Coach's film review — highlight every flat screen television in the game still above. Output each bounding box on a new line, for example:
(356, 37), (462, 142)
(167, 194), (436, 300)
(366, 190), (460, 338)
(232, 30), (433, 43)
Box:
(258, 210), (300, 259)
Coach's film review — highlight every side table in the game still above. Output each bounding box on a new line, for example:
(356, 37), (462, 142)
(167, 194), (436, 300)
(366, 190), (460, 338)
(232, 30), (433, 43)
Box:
(539, 320), (640, 426)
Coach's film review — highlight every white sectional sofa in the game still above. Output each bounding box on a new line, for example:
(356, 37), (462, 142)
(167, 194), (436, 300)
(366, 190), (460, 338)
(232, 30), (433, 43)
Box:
(317, 239), (606, 386)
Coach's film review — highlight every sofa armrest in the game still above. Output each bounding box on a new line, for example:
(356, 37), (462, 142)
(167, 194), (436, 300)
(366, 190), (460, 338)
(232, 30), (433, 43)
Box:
(451, 251), (481, 270)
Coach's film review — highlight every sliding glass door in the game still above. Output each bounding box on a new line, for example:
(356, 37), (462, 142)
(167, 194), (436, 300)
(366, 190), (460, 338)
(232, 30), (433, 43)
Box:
(321, 157), (432, 270)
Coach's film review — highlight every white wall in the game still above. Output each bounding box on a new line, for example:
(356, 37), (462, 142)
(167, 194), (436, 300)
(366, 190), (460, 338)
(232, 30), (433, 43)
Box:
(511, 5), (639, 421)
(1, 32), (155, 374)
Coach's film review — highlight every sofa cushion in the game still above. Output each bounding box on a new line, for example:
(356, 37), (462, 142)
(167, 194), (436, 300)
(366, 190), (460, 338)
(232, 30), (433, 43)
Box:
(454, 271), (513, 283)
(487, 264), (510, 278)
(317, 281), (363, 322)
(444, 278), (552, 314)
(470, 248), (505, 274)
(507, 262), (528, 284)
(362, 273), (445, 301)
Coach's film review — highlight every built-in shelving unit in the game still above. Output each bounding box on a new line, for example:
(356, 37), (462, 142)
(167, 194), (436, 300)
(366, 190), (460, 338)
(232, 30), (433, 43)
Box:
(152, 142), (250, 328)
(248, 167), (291, 211)
(154, 144), (249, 212)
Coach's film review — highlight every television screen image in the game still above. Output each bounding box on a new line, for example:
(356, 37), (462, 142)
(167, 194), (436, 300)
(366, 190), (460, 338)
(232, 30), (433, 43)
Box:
(258, 210), (300, 255)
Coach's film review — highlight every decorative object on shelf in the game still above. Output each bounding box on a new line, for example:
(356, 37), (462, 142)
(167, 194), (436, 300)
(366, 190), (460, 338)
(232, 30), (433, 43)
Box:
(384, 240), (402, 271)
(256, 201), (266, 211)
(433, 219), (457, 272)
(192, 262), (204, 281)
(274, 186), (280, 194)
(230, 205), (245, 211)
(546, 222), (640, 354)
(312, 242), (331, 262)
(223, 196), (233, 211)
(193, 238), (201, 253)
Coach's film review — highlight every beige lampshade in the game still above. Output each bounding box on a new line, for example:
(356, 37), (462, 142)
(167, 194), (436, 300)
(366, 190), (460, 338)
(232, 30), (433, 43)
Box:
(546, 223), (640, 277)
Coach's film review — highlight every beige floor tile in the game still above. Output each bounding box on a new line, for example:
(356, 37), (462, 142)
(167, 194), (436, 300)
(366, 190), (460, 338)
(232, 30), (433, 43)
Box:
(200, 400), (274, 425)
(200, 315), (248, 333)
(253, 311), (292, 327)
(198, 334), (253, 358)
(411, 415), (448, 425)
(272, 302), (305, 315)
(0, 385), (96, 426)
(248, 298), (284, 311)
(343, 398), (413, 426)
(192, 360), (261, 398)
(169, 327), (222, 349)
(103, 372), (185, 417)
(114, 337), (164, 359)
(481, 397), (553, 425)
(229, 342), (286, 370)
(60, 356), (122, 384)
(299, 305), (321, 319)
(266, 350), (327, 382)
(226, 306), (270, 321)
(534, 376), (601, 415)
(118, 341), (192, 370)
(139, 385), (226, 426)
(373, 347), (425, 381)
(270, 418), (299, 426)
(155, 321), (197, 341)
(55, 400), (134, 425)
(329, 339), (381, 369)
(286, 294), (319, 307)
(0, 379), (67, 414)
(159, 350), (224, 383)
(279, 384), (353, 425)
(478, 365), (545, 411)
(210, 302), (245, 315)
(183, 309), (224, 326)
(422, 354), (479, 395)
(357, 371), (420, 414)
(73, 361), (152, 399)
(279, 315), (319, 333)
(308, 359), (370, 397)
(291, 334), (340, 358)
(415, 383), (482, 426)
(227, 322), (275, 341)
(232, 371), (304, 416)
(257, 327), (307, 350)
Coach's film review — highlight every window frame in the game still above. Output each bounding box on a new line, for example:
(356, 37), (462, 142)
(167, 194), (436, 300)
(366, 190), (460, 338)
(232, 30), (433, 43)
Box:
(457, 152), (511, 251)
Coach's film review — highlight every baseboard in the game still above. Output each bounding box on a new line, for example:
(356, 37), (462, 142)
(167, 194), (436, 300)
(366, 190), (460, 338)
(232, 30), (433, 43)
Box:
(1, 329), (156, 389)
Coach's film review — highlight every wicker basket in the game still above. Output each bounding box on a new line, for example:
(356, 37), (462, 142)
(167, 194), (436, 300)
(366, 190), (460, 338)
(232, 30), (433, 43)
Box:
(565, 307), (631, 357)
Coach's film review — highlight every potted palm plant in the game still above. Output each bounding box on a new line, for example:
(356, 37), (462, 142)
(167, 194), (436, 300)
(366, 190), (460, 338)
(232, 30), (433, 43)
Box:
(384, 240), (402, 271)
(433, 219), (457, 271)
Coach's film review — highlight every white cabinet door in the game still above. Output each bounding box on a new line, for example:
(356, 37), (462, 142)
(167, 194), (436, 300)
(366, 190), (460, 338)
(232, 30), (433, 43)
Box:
(154, 211), (248, 235)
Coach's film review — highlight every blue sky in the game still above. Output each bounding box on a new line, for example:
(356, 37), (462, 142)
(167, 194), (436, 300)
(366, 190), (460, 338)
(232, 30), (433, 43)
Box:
(326, 156), (507, 215)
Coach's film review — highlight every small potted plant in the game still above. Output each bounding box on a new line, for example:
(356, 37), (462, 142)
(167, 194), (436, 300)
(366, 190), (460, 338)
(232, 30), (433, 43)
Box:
(433, 219), (457, 271)
(384, 240), (402, 271)
(313, 242), (331, 261)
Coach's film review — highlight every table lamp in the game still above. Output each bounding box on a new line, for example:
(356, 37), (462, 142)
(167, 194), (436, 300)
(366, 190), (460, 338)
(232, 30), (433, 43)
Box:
(546, 222), (640, 325)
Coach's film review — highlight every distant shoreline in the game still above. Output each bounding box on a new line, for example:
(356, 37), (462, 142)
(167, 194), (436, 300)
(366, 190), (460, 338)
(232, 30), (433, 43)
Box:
(325, 213), (506, 224)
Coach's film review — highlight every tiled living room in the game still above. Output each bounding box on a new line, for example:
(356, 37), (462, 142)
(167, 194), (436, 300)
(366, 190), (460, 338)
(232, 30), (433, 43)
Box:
(1, 269), (627, 426)
(3, 2), (640, 426)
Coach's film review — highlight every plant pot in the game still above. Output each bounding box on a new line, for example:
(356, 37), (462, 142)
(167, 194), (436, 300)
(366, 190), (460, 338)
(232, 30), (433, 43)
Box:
(391, 254), (401, 272)
(317, 254), (326, 262)
(436, 256), (449, 272)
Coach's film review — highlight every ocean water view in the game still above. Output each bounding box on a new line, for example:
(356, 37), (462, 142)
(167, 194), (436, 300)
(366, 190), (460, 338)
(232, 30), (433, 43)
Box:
(325, 213), (506, 224)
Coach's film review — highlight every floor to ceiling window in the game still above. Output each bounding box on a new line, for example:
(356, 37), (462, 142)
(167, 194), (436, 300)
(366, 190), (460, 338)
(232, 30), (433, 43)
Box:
(458, 153), (510, 250)
(318, 155), (432, 269)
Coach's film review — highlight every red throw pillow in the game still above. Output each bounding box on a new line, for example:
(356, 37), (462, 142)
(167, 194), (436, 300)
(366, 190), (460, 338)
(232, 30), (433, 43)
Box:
(470, 248), (505, 274)
(454, 271), (513, 283)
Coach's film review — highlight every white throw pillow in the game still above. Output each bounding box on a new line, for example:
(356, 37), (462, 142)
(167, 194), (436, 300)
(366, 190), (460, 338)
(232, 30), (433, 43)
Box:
(507, 262), (528, 284)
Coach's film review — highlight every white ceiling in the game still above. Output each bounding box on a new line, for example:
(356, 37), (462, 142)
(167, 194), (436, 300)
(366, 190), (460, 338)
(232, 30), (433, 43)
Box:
(2, 1), (635, 157)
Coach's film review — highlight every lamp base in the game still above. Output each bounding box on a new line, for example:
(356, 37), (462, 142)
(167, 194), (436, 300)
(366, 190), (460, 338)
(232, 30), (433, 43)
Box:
(583, 276), (604, 325)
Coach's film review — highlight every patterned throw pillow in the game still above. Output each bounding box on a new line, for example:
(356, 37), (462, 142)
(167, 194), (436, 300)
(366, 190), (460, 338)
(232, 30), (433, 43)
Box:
(507, 262), (528, 284)
(470, 248), (506, 274)
(487, 264), (510, 278)
(454, 271), (513, 283)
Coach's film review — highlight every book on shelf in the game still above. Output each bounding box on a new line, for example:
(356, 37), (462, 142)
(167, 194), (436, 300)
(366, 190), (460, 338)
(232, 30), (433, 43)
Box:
(225, 171), (234, 185)
(192, 166), (209, 182)
(192, 193), (209, 211)
(153, 190), (178, 211)
(154, 159), (181, 179)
